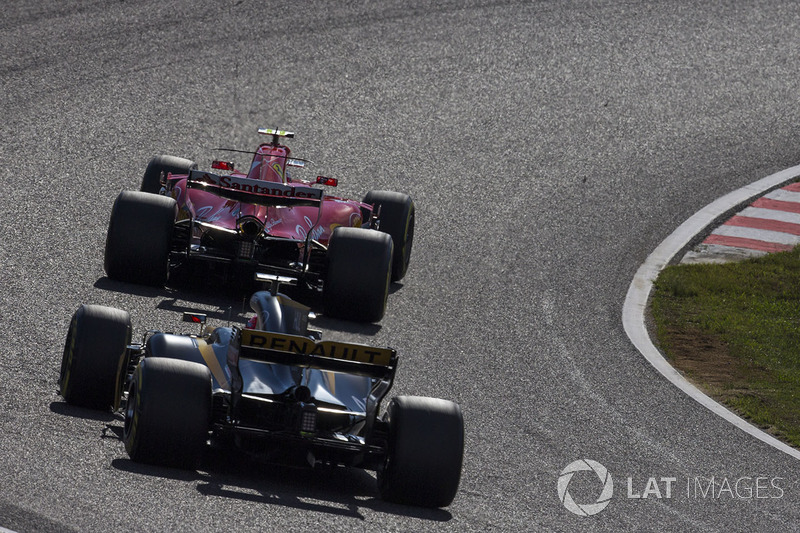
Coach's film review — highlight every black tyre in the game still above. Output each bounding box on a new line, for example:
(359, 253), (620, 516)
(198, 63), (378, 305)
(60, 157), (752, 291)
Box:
(59, 304), (131, 410)
(141, 155), (197, 194)
(104, 190), (177, 286)
(363, 190), (415, 281)
(123, 357), (211, 469)
(378, 396), (464, 507)
(323, 227), (393, 322)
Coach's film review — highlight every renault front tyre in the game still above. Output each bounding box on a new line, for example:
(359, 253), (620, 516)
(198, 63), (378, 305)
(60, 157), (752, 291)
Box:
(59, 304), (131, 410)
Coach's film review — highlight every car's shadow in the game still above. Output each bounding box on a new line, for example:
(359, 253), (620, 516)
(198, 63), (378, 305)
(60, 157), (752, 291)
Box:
(94, 275), (397, 336)
(109, 442), (452, 522)
(51, 399), (450, 521)
(49, 401), (123, 423)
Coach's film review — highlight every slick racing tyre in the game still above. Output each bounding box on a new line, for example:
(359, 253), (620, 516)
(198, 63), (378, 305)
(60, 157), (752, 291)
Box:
(363, 190), (415, 282)
(140, 155), (197, 194)
(104, 190), (177, 287)
(59, 304), (131, 410)
(124, 358), (211, 469)
(323, 226), (393, 322)
(378, 396), (464, 507)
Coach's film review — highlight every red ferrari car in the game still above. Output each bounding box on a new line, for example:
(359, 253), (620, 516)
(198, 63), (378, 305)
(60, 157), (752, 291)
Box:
(104, 129), (414, 322)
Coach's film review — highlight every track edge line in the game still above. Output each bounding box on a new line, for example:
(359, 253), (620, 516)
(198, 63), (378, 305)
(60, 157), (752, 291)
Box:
(622, 164), (800, 460)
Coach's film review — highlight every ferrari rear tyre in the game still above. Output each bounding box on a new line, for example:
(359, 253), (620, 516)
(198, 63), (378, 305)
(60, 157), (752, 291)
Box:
(323, 227), (393, 322)
(363, 190), (415, 281)
(104, 190), (177, 287)
(140, 155), (197, 194)
(378, 396), (464, 507)
(123, 358), (211, 469)
(59, 304), (131, 410)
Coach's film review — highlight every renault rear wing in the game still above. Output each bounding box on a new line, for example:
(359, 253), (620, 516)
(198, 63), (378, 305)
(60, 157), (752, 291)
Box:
(231, 328), (397, 380)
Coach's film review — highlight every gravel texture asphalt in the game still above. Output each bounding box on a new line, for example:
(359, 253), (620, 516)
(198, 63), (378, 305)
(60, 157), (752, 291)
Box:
(3, 1), (800, 531)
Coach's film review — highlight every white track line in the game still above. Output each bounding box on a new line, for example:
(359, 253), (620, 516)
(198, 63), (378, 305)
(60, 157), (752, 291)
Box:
(622, 165), (800, 460)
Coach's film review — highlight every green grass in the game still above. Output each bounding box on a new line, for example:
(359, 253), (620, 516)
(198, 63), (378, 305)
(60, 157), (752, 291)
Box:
(651, 245), (800, 447)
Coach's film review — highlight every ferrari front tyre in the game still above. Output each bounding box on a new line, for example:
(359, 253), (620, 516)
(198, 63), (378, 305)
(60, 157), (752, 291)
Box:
(123, 358), (211, 469)
(363, 190), (415, 282)
(104, 190), (177, 287)
(140, 155), (197, 194)
(323, 227), (393, 322)
(59, 304), (131, 410)
(378, 396), (464, 507)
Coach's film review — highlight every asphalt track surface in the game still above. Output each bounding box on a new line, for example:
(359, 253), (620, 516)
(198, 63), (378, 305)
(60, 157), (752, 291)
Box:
(3, 1), (800, 531)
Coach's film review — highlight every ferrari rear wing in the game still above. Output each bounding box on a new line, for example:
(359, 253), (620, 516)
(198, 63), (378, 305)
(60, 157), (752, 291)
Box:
(187, 170), (322, 207)
(233, 329), (397, 380)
